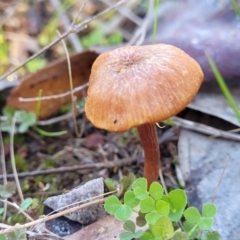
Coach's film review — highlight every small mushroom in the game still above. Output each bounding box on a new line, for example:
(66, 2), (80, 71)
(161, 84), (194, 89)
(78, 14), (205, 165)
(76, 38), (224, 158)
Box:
(85, 44), (204, 185)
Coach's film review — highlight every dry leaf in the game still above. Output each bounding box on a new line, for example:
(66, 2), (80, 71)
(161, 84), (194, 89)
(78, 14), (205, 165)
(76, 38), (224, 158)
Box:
(63, 215), (123, 240)
(188, 84), (240, 127)
(7, 50), (99, 119)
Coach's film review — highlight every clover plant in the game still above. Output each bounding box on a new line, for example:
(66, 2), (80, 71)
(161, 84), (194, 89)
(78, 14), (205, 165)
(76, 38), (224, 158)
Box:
(0, 106), (66, 136)
(104, 177), (220, 240)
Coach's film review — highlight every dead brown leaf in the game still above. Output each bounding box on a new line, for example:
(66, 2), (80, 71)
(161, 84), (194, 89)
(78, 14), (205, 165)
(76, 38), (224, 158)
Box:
(63, 215), (123, 240)
(7, 50), (99, 119)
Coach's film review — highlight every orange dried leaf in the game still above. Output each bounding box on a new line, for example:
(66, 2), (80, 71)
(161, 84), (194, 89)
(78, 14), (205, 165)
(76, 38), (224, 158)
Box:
(7, 50), (99, 119)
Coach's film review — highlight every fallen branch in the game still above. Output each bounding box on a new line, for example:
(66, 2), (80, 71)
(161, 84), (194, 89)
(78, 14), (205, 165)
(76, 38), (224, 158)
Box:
(0, 157), (135, 180)
(0, 198), (104, 236)
(172, 116), (240, 141)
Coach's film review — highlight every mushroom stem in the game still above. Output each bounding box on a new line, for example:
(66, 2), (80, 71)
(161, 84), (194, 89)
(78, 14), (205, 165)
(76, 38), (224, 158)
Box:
(137, 123), (160, 186)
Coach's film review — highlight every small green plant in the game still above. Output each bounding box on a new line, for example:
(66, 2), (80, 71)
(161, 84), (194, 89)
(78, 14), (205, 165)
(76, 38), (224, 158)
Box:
(25, 58), (47, 73)
(230, 0), (240, 18)
(81, 29), (123, 48)
(0, 106), (66, 136)
(152, 0), (161, 44)
(206, 53), (240, 122)
(104, 177), (220, 240)
(0, 28), (9, 74)
(0, 107), (37, 133)
(0, 183), (38, 239)
(0, 229), (27, 240)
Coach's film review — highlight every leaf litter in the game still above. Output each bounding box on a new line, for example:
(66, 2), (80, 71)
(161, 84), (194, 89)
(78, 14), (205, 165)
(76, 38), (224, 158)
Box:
(1, 0), (240, 239)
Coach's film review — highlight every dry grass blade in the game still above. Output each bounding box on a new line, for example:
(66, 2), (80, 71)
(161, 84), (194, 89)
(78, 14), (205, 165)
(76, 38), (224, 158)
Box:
(0, 190), (116, 236)
(0, 157), (135, 180)
(0, 129), (7, 220)
(0, 0), (125, 81)
(128, 0), (154, 45)
(58, 30), (80, 137)
(172, 116), (240, 141)
(10, 112), (24, 202)
(0, 199), (34, 222)
(51, 0), (83, 51)
(19, 83), (89, 102)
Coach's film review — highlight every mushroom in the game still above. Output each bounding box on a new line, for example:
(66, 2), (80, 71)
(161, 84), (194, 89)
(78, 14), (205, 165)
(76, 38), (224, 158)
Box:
(85, 44), (204, 185)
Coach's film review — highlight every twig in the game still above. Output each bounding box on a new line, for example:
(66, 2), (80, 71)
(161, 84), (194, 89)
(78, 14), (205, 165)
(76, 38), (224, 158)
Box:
(0, 223), (64, 240)
(100, 0), (142, 26)
(0, 198), (105, 236)
(0, 223), (11, 230)
(0, 190), (116, 236)
(58, 30), (80, 137)
(0, 199), (34, 222)
(0, 130), (6, 183)
(71, 0), (89, 26)
(19, 83), (89, 102)
(172, 116), (240, 141)
(0, 157), (135, 180)
(127, 0), (155, 46)
(0, 108), (84, 127)
(97, 0), (142, 39)
(0, 0), (125, 81)
(0, 129), (7, 220)
(0, 223), (38, 237)
(159, 169), (168, 194)
(37, 108), (84, 126)
(10, 112), (24, 202)
(50, 0), (83, 51)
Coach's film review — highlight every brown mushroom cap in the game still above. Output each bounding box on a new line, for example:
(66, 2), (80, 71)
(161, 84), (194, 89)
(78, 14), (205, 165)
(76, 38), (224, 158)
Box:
(85, 44), (204, 132)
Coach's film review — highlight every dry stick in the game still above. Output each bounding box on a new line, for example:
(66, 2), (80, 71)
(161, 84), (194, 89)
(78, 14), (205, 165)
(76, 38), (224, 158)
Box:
(1, 106), (83, 133)
(71, 0), (89, 27)
(159, 169), (168, 195)
(0, 189), (116, 236)
(0, 130), (7, 220)
(100, 0), (142, 26)
(0, 157), (134, 180)
(0, 199), (34, 222)
(0, 29), (70, 81)
(228, 128), (240, 133)
(0, 223), (11, 230)
(19, 83), (88, 102)
(58, 30), (80, 137)
(0, 198), (105, 236)
(0, 223), (37, 236)
(0, 130), (6, 184)
(0, 0), (125, 81)
(0, 224), (38, 239)
(172, 116), (240, 141)
(51, 0), (83, 52)
(127, 0), (154, 46)
(37, 108), (84, 126)
(10, 112), (24, 202)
